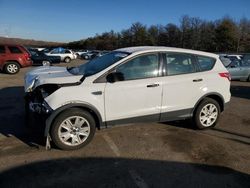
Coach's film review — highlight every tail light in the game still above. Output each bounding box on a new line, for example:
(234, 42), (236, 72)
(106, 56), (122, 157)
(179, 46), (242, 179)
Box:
(219, 72), (231, 81)
(24, 53), (31, 60)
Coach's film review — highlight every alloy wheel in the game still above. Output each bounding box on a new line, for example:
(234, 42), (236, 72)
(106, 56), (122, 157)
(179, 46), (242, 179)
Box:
(7, 64), (18, 73)
(58, 116), (90, 146)
(199, 103), (218, 127)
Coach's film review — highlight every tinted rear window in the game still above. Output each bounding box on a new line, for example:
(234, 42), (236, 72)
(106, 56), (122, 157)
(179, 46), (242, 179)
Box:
(197, 56), (216, 71)
(163, 53), (196, 76)
(0, 46), (5, 53)
(8, 46), (22, 53)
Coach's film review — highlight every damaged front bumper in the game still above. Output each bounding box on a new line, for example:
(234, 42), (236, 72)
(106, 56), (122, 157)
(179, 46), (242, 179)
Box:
(28, 100), (52, 114)
(24, 92), (53, 150)
(24, 92), (52, 116)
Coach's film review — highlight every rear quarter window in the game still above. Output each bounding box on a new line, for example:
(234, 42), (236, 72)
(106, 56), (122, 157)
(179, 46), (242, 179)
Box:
(8, 46), (23, 54)
(197, 56), (216, 71)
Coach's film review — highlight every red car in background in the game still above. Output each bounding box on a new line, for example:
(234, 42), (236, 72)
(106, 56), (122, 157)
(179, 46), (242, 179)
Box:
(0, 44), (32, 74)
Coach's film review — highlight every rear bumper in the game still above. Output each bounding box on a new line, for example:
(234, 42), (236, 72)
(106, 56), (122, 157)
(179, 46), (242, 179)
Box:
(22, 60), (33, 67)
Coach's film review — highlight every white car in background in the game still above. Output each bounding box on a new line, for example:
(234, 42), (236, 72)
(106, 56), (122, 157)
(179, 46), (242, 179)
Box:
(46, 49), (77, 63)
(24, 46), (231, 150)
(74, 50), (89, 57)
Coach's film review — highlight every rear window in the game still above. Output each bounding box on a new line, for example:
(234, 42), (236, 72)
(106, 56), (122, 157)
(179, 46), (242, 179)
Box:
(197, 56), (216, 71)
(0, 46), (5, 53)
(8, 46), (22, 54)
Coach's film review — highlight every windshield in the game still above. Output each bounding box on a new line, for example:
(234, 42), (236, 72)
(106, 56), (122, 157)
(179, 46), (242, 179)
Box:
(68, 51), (130, 76)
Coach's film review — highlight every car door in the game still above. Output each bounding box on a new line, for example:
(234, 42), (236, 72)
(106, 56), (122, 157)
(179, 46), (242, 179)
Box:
(160, 52), (204, 121)
(227, 60), (242, 79)
(104, 53), (162, 124)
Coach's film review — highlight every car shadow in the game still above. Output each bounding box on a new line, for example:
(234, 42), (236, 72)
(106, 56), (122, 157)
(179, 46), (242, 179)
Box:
(231, 85), (250, 100)
(0, 86), (45, 148)
(0, 157), (249, 187)
(162, 120), (250, 146)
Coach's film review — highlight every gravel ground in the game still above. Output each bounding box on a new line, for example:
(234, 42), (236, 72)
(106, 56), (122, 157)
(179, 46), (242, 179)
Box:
(0, 59), (250, 187)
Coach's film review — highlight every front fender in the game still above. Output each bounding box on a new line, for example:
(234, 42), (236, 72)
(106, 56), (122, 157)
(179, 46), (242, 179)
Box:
(44, 103), (104, 136)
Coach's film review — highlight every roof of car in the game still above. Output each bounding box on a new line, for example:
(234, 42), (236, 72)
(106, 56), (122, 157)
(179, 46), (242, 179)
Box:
(116, 46), (218, 58)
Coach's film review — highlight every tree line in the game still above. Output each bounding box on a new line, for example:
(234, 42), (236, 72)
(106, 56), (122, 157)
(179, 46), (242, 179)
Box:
(67, 15), (250, 53)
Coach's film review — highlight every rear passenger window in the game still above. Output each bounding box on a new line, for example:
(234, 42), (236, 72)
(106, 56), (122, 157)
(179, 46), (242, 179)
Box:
(0, 46), (5, 53)
(197, 56), (216, 71)
(8, 46), (22, 53)
(164, 53), (196, 76)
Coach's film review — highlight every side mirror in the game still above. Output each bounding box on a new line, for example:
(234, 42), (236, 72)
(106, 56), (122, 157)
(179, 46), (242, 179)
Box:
(106, 72), (124, 83)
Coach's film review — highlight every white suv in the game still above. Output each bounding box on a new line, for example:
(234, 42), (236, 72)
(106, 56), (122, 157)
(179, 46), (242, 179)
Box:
(24, 46), (231, 150)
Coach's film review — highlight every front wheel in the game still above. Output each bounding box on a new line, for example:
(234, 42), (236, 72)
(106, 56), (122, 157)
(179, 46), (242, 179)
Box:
(50, 108), (96, 150)
(193, 98), (220, 129)
(42, 61), (51, 66)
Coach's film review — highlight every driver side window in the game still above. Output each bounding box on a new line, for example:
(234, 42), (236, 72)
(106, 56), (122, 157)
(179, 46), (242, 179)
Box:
(115, 53), (159, 81)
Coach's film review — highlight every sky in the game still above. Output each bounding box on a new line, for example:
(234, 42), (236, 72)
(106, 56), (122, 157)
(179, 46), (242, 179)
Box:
(0, 0), (249, 42)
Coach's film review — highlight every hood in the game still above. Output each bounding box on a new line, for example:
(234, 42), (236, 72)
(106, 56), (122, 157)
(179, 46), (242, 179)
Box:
(24, 66), (83, 92)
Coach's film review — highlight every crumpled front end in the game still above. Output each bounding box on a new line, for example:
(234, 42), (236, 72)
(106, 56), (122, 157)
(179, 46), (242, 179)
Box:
(25, 86), (55, 115)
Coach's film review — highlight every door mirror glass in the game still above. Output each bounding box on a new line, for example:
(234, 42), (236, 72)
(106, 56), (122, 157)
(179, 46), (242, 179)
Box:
(106, 72), (124, 83)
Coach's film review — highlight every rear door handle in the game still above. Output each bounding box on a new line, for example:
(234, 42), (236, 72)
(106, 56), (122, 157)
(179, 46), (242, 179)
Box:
(147, 83), (160, 88)
(193, 79), (203, 82)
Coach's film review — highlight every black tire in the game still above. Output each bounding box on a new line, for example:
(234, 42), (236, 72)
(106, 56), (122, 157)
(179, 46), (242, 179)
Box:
(42, 60), (51, 66)
(64, 57), (71, 63)
(248, 75), (250, 82)
(4, 62), (20, 74)
(193, 98), (221, 129)
(50, 108), (96, 150)
(84, 55), (89, 60)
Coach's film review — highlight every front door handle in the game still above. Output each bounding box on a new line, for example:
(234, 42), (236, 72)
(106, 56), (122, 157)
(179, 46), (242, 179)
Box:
(147, 84), (160, 88)
(193, 79), (203, 82)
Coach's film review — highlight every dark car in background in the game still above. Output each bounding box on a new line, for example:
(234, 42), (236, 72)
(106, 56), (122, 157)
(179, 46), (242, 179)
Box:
(0, 44), (32, 74)
(29, 49), (61, 66)
(93, 51), (110, 59)
(81, 50), (110, 60)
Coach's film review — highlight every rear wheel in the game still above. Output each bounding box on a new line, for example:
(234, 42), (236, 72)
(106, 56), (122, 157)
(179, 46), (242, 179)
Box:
(50, 108), (96, 150)
(4, 62), (20, 74)
(64, 57), (71, 63)
(193, 98), (220, 129)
